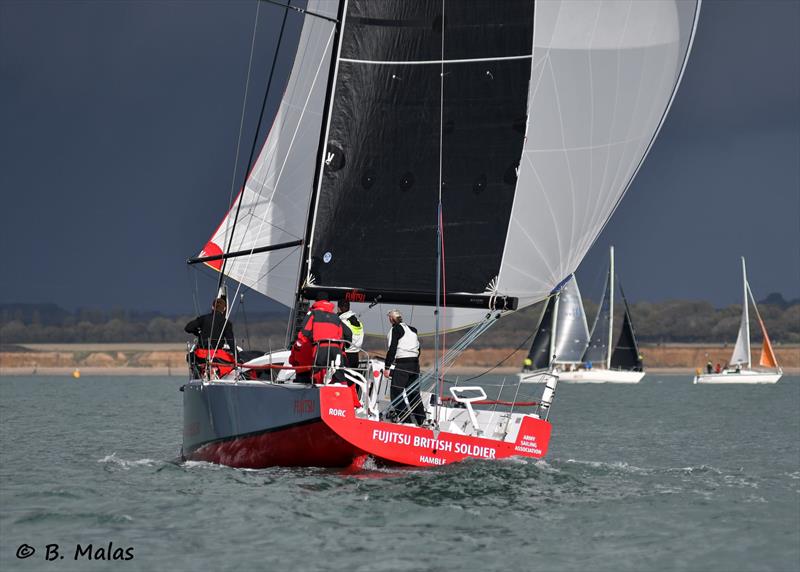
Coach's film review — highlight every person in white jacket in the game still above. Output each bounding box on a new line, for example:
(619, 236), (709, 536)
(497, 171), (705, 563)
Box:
(383, 309), (425, 426)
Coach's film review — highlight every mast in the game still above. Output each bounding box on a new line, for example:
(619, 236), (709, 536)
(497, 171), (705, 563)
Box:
(606, 246), (615, 370)
(741, 256), (751, 369)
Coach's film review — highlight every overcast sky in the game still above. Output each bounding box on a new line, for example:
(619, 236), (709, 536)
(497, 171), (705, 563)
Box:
(1, 0), (798, 314)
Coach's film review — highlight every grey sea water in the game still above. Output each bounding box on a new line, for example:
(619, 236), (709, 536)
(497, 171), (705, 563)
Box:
(1, 374), (798, 572)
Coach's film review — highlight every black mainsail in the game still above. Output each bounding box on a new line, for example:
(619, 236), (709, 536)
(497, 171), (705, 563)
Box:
(304, 1), (535, 309)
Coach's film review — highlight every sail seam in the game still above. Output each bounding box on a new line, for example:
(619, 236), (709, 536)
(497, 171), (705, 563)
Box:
(339, 54), (533, 66)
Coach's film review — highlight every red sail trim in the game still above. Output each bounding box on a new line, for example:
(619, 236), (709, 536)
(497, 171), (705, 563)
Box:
(199, 241), (224, 271)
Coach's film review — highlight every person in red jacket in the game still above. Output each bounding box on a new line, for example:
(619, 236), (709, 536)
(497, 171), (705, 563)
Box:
(289, 293), (351, 384)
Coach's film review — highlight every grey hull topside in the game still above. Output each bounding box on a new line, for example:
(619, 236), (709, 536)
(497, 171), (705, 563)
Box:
(182, 380), (322, 454)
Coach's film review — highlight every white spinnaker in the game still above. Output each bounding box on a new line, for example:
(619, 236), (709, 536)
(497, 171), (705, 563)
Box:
(497, 0), (701, 310)
(201, 1), (339, 309)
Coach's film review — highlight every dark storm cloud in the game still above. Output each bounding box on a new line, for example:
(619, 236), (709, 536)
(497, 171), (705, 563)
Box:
(0, 0), (797, 312)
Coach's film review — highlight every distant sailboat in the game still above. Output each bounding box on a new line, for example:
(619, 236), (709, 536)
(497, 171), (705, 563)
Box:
(693, 258), (782, 384)
(519, 247), (645, 384)
(518, 275), (589, 383)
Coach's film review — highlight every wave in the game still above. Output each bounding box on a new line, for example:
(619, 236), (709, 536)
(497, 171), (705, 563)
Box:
(97, 452), (159, 469)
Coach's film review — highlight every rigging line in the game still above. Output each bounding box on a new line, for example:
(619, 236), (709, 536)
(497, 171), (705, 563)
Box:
(218, 0), (293, 288)
(222, 0), (261, 256)
(462, 327), (538, 384)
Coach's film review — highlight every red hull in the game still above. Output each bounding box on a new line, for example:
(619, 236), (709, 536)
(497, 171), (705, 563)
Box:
(320, 386), (552, 467)
(185, 420), (363, 468)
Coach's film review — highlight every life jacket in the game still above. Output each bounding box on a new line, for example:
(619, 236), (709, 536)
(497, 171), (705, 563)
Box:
(339, 311), (364, 353)
(387, 323), (420, 360)
(306, 302), (344, 346)
(192, 348), (235, 379)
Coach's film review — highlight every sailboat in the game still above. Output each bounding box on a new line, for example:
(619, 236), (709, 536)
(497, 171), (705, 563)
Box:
(693, 258), (782, 384)
(517, 274), (590, 383)
(181, 0), (700, 468)
(519, 247), (645, 383)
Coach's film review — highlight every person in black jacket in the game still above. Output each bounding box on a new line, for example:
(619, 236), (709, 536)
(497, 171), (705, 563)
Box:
(184, 297), (235, 350)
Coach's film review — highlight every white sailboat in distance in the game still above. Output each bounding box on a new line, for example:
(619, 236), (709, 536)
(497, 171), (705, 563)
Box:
(519, 247), (646, 384)
(693, 257), (782, 384)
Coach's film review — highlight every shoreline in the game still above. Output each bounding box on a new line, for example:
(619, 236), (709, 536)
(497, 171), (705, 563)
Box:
(2, 366), (797, 377)
(1, 343), (798, 377)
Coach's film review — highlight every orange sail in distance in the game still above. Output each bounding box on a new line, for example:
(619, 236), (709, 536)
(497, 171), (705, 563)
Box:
(757, 316), (778, 369)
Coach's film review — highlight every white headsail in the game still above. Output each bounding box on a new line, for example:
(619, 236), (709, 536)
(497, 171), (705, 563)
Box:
(199, 1), (339, 308)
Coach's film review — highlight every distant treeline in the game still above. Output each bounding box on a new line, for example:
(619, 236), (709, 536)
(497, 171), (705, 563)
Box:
(1, 296), (798, 348)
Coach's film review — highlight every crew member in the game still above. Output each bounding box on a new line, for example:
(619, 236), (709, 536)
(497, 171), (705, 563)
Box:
(184, 297), (235, 350)
(522, 357), (533, 372)
(383, 309), (425, 426)
(337, 301), (364, 369)
(184, 297), (236, 378)
(290, 292), (351, 384)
